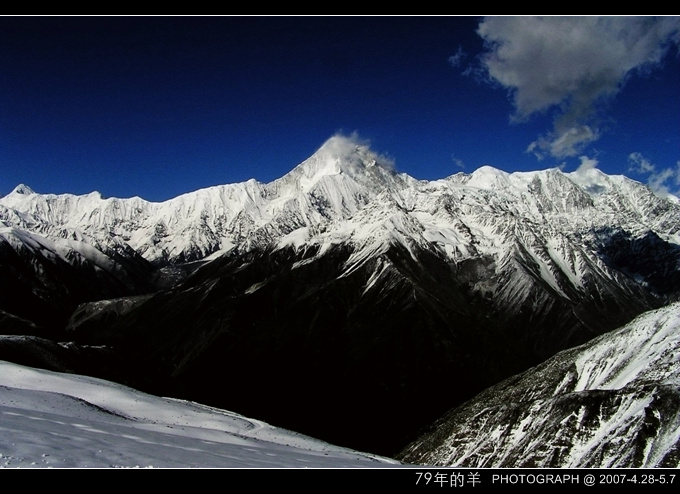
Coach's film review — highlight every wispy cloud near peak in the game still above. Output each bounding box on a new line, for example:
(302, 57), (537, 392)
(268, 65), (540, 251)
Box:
(628, 152), (680, 199)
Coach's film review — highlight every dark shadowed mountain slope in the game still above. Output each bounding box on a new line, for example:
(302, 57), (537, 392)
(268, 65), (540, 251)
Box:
(63, 232), (678, 455)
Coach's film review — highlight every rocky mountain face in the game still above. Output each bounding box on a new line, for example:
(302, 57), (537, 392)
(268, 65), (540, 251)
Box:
(0, 226), (155, 332)
(0, 135), (679, 457)
(397, 302), (680, 468)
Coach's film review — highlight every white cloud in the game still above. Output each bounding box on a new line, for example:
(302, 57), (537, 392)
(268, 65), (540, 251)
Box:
(451, 154), (465, 169)
(448, 45), (467, 68)
(475, 16), (680, 159)
(329, 131), (396, 172)
(575, 155), (599, 173)
(567, 155), (608, 194)
(628, 152), (656, 173)
(528, 125), (599, 160)
(627, 152), (680, 199)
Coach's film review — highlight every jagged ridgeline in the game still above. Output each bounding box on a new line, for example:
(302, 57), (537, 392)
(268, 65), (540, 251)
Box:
(1, 135), (679, 456)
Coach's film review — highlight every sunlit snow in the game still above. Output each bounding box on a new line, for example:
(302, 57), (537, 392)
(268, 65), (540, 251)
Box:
(0, 360), (401, 468)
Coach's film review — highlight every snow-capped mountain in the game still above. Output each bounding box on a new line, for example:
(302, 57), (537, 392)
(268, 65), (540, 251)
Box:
(2, 135), (678, 284)
(4, 136), (675, 264)
(397, 302), (680, 468)
(1, 134), (679, 457)
(0, 137), (407, 265)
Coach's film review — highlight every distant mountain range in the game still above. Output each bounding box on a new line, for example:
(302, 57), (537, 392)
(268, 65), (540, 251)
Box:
(1, 135), (679, 460)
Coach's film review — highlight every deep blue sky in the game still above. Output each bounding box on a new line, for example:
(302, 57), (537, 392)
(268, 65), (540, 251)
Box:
(1, 16), (678, 201)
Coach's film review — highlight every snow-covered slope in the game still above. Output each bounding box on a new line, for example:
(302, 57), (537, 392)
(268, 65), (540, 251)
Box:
(397, 302), (680, 468)
(0, 358), (400, 468)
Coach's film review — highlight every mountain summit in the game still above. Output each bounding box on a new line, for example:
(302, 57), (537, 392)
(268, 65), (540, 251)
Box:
(287, 134), (394, 182)
(9, 184), (35, 196)
(1, 135), (679, 456)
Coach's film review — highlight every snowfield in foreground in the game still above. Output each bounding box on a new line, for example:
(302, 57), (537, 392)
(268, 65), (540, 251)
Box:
(0, 360), (401, 468)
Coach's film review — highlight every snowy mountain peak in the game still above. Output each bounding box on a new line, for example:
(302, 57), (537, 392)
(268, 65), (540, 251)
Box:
(289, 134), (394, 184)
(10, 184), (35, 196)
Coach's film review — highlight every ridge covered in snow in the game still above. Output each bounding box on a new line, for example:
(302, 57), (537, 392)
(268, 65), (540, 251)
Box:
(2, 135), (677, 268)
(398, 302), (680, 468)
